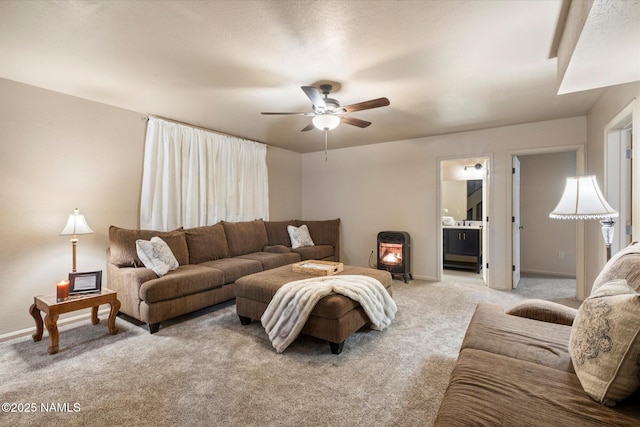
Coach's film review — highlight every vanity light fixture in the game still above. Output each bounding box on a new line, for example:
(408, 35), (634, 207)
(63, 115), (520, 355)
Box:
(464, 163), (483, 171)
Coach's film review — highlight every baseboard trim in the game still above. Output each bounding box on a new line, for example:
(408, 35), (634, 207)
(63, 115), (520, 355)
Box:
(0, 307), (111, 343)
(412, 274), (437, 282)
(520, 269), (576, 279)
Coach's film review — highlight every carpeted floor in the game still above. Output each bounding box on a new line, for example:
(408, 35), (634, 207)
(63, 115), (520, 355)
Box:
(0, 277), (578, 427)
(515, 273), (579, 307)
(443, 270), (579, 308)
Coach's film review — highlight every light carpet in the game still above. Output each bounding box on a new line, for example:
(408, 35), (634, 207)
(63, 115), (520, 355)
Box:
(0, 278), (578, 427)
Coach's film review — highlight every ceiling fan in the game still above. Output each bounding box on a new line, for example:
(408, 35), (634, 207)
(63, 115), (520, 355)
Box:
(261, 84), (390, 131)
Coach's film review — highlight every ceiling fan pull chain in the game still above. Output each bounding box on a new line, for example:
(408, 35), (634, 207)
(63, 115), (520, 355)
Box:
(324, 129), (328, 162)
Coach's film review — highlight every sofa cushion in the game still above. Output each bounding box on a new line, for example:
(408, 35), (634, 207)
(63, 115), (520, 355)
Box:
(505, 299), (577, 326)
(296, 219), (340, 247)
(136, 237), (179, 277)
(185, 223), (230, 264)
(139, 264), (225, 304)
(569, 279), (640, 406)
(237, 251), (301, 270)
(291, 244), (335, 261)
(265, 220), (296, 246)
(287, 224), (315, 249)
(199, 257), (263, 284)
(592, 242), (640, 294)
(433, 348), (640, 427)
(221, 220), (268, 257)
(109, 226), (189, 267)
(263, 245), (293, 254)
(462, 303), (574, 372)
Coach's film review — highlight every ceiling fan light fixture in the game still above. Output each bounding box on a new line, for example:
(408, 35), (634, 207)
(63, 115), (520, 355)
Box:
(312, 114), (341, 130)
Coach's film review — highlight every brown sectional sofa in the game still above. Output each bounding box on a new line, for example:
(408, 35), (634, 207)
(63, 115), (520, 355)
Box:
(107, 218), (340, 333)
(434, 243), (640, 426)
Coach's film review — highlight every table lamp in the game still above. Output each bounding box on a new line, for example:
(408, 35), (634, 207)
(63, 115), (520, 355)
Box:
(60, 208), (93, 272)
(549, 175), (618, 260)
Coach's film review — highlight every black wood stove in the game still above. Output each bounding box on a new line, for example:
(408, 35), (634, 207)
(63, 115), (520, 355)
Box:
(377, 231), (412, 283)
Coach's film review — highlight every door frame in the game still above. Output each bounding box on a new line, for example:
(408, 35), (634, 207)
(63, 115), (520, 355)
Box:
(437, 153), (493, 286)
(605, 100), (635, 256)
(506, 145), (586, 298)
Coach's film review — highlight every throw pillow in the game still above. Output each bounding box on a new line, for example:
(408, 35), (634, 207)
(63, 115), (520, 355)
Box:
(136, 237), (179, 277)
(591, 242), (640, 294)
(185, 223), (230, 264)
(505, 299), (577, 326)
(287, 224), (315, 249)
(568, 279), (640, 406)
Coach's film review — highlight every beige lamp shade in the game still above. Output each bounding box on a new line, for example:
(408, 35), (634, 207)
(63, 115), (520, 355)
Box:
(60, 208), (93, 235)
(549, 176), (618, 220)
(60, 208), (93, 272)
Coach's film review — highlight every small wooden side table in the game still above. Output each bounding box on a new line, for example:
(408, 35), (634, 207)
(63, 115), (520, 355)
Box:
(29, 288), (120, 354)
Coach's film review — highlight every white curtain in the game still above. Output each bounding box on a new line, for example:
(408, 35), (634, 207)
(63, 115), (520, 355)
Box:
(140, 117), (269, 230)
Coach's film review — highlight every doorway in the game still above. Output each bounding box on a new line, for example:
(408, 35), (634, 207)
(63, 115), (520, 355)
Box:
(511, 150), (578, 297)
(606, 103), (634, 256)
(440, 157), (490, 286)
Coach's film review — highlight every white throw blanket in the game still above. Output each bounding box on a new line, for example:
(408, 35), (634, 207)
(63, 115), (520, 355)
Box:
(261, 275), (397, 353)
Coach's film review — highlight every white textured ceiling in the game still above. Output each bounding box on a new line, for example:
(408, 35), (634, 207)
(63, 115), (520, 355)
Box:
(0, 0), (633, 153)
(556, 0), (640, 94)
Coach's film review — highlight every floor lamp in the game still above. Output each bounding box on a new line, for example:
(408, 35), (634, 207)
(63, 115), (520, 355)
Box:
(60, 208), (93, 272)
(549, 176), (618, 261)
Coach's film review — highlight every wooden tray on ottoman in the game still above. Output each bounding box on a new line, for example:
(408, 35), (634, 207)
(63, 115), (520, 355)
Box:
(292, 260), (344, 276)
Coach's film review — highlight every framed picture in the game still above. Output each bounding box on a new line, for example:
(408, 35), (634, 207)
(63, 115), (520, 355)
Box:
(68, 271), (102, 295)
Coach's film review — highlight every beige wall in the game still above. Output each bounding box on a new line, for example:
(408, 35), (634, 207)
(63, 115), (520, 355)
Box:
(519, 152), (577, 276)
(0, 78), (146, 338)
(301, 117), (587, 288)
(585, 82), (640, 291)
(0, 78), (302, 338)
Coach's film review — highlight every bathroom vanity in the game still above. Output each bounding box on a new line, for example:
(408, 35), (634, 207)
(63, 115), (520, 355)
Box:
(443, 225), (482, 273)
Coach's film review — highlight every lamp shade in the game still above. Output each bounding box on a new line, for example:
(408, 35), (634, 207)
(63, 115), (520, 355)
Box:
(312, 114), (341, 130)
(549, 176), (618, 220)
(60, 208), (93, 235)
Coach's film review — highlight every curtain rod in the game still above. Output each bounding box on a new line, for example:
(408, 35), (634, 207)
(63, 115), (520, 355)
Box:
(143, 114), (269, 148)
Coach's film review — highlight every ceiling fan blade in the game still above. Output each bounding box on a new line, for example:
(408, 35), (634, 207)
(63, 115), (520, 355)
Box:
(261, 112), (315, 116)
(301, 86), (326, 110)
(301, 123), (315, 132)
(342, 97), (390, 113)
(342, 116), (371, 128)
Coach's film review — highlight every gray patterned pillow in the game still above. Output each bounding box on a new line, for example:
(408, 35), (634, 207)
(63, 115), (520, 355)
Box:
(287, 224), (315, 249)
(569, 279), (640, 406)
(136, 237), (179, 277)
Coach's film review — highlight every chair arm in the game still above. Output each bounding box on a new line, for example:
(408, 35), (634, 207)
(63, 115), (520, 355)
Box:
(106, 262), (157, 320)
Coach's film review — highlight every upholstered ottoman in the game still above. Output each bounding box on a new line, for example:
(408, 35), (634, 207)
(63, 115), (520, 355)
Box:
(235, 264), (393, 354)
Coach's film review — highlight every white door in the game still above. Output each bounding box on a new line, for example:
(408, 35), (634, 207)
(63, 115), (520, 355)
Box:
(482, 164), (489, 285)
(512, 156), (521, 288)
